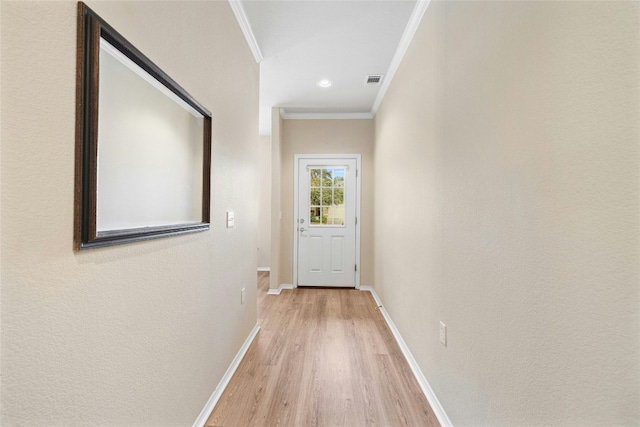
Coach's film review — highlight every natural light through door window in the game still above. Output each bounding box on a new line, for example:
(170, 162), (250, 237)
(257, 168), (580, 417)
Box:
(309, 167), (345, 226)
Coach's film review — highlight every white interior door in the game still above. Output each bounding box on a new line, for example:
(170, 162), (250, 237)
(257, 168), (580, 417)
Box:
(296, 157), (358, 287)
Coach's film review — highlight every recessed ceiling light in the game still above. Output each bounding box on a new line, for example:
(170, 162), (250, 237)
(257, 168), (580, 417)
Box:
(317, 79), (332, 88)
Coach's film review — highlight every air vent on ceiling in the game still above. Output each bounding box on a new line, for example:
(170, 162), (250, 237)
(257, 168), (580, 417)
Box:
(365, 74), (383, 86)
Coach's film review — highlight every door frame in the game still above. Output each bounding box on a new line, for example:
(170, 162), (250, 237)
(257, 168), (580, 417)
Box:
(293, 154), (362, 289)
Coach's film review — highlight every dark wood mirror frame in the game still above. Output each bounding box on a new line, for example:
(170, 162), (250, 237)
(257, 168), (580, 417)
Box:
(74, 2), (212, 250)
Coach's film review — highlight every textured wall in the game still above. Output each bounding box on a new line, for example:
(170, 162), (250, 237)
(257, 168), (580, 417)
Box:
(374, 1), (639, 425)
(257, 136), (272, 269)
(269, 108), (283, 290)
(1, 1), (259, 425)
(279, 119), (375, 287)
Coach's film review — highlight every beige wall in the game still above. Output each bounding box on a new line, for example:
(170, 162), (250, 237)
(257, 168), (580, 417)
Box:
(374, 1), (639, 425)
(1, 2), (259, 425)
(269, 108), (283, 289)
(257, 135), (271, 269)
(279, 119), (374, 286)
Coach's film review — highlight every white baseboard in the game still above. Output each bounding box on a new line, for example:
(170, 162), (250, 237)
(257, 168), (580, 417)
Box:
(257, 267), (271, 272)
(192, 324), (261, 427)
(267, 284), (294, 295)
(359, 286), (452, 427)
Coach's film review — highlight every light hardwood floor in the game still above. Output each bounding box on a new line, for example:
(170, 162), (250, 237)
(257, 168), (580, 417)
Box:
(206, 272), (439, 427)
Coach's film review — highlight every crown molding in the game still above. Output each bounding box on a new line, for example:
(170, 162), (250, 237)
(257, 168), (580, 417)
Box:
(371, 0), (431, 115)
(228, 0), (263, 63)
(280, 110), (374, 120)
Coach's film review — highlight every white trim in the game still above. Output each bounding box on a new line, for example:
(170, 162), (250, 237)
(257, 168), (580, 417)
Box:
(192, 324), (261, 427)
(228, 0), (263, 63)
(280, 110), (374, 120)
(359, 286), (453, 427)
(267, 284), (294, 295)
(257, 267), (271, 272)
(371, 0), (431, 115)
(293, 154), (362, 289)
(354, 158), (362, 290)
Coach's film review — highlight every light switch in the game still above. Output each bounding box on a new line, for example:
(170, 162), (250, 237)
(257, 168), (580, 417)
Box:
(226, 211), (235, 228)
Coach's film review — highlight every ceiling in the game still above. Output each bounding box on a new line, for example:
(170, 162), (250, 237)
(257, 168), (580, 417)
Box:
(233, 0), (421, 135)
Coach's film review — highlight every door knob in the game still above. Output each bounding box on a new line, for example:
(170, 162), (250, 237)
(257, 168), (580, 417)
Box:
(299, 227), (306, 232)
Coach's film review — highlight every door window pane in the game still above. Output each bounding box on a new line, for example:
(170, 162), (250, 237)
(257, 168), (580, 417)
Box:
(322, 169), (332, 187)
(310, 169), (321, 187)
(322, 207), (332, 224)
(322, 188), (333, 205)
(310, 207), (321, 225)
(333, 187), (344, 226)
(310, 188), (320, 205)
(334, 188), (344, 205)
(334, 169), (345, 187)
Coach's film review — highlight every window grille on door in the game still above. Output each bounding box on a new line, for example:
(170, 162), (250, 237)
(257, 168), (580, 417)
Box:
(309, 167), (345, 226)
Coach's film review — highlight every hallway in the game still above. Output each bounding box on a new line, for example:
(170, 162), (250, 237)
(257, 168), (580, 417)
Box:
(206, 273), (439, 426)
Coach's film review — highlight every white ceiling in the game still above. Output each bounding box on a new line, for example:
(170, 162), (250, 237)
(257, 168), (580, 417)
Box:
(234, 0), (420, 135)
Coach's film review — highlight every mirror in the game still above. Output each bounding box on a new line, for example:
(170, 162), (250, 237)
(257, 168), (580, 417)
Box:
(74, 2), (212, 250)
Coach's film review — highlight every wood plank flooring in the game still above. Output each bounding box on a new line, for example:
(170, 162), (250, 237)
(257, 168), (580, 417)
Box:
(206, 272), (439, 427)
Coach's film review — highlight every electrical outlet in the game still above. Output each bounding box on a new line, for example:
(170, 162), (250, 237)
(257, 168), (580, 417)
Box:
(439, 321), (447, 347)
(241, 288), (246, 305)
